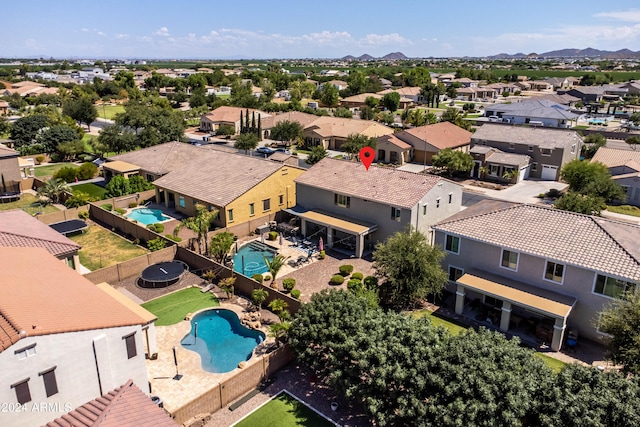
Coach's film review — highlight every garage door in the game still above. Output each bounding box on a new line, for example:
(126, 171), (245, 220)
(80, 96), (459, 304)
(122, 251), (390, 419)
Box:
(541, 164), (558, 180)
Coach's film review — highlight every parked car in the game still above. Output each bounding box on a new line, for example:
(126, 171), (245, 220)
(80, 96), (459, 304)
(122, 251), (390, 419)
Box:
(275, 147), (292, 154)
(256, 146), (275, 155)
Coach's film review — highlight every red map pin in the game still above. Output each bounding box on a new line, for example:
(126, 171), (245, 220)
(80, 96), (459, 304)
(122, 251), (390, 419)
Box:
(359, 146), (375, 171)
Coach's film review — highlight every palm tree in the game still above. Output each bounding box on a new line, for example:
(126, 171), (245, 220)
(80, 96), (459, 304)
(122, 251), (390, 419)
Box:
(219, 276), (236, 300)
(263, 254), (289, 288)
(37, 178), (70, 205)
(251, 288), (268, 311)
(181, 204), (219, 255)
(268, 321), (291, 346)
(268, 298), (289, 321)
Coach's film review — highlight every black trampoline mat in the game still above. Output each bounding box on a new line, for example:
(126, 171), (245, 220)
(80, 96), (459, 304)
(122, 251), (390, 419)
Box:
(141, 261), (187, 282)
(49, 219), (88, 235)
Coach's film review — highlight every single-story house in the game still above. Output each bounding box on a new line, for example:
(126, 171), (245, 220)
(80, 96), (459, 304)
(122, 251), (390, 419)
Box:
(483, 99), (579, 128)
(557, 86), (605, 103)
(591, 147), (640, 207)
(303, 117), (394, 150)
(377, 87), (423, 104)
(199, 106), (270, 134)
(392, 121), (472, 165)
(469, 146), (531, 184)
(260, 111), (318, 140)
(375, 134), (413, 165)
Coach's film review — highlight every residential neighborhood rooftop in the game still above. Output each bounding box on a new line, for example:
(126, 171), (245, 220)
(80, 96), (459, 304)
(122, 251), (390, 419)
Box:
(487, 98), (578, 120)
(433, 200), (640, 281)
(472, 123), (582, 149)
(591, 147), (640, 168)
(295, 157), (451, 209)
(397, 121), (472, 150)
(304, 116), (393, 139)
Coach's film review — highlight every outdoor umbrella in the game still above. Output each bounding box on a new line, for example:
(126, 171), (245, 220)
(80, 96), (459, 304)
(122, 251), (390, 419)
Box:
(280, 234), (283, 247)
(319, 237), (324, 252)
(261, 233), (265, 244)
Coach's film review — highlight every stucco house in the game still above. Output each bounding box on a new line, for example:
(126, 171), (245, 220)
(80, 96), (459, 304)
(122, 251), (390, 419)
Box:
(375, 134), (413, 165)
(470, 124), (582, 180)
(303, 116), (393, 150)
(260, 111), (318, 140)
(290, 157), (463, 257)
(377, 87), (423, 104)
(0, 145), (22, 194)
(391, 121), (472, 165)
(591, 147), (640, 207)
(432, 199), (640, 350)
(469, 146), (531, 184)
(483, 99), (579, 128)
(0, 247), (156, 427)
(199, 106), (270, 134)
(557, 86), (604, 103)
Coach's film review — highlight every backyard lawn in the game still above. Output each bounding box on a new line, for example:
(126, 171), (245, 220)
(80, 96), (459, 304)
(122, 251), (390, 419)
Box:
(96, 104), (125, 120)
(606, 204), (640, 217)
(234, 391), (334, 427)
(0, 193), (59, 215)
(141, 287), (220, 326)
(69, 225), (147, 271)
(71, 183), (108, 200)
(34, 162), (78, 178)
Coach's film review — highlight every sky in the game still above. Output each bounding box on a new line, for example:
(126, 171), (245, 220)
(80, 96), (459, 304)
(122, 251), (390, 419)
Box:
(2, 1), (640, 60)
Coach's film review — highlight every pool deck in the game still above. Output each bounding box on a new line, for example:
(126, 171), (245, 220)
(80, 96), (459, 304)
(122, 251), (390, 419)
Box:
(147, 302), (276, 415)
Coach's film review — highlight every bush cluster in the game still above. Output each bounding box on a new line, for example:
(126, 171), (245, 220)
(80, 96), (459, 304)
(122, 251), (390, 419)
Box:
(147, 223), (164, 233)
(252, 274), (264, 283)
(330, 275), (345, 285)
(282, 278), (296, 292)
(339, 264), (354, 276)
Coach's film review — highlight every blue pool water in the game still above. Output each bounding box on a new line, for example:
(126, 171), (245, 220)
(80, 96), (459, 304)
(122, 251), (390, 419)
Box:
(126, 208), (170, 225)
(181, 309), (265, 373)
(233, 242), (275, 276)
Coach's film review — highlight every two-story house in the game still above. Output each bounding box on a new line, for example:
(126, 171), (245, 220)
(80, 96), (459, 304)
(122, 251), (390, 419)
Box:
(0, 247), (155, 427)
(290, 158), (462, 257)
(432, 200), (640, 351)
(470, 124), (582, 180)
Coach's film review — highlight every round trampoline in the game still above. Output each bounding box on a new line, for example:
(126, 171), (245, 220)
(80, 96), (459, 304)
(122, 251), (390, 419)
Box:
(139, 260), (189, 288)
(0, 191), (21, 203)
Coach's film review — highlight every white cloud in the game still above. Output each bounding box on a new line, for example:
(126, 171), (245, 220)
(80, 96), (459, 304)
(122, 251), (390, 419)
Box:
(81, 28), (89, 32)
(115, 33), (129, 39)
(153, 27), (170, 37)
(594, 9), (640, 22)
(97, 31), (106, 37)
(360, 33), (412, 47)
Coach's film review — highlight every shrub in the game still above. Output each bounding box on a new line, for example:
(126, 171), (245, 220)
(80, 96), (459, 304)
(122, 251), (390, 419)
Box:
(147, 223), (164, 233)
(147, 237), (166, 252)
(318, 250), (326, 259)
(547, 188), (562, 198)
(53, 166), (78, 183)
(351, 272), (363, 281)
(115, 207), (126, 215)
(76, 162), (97, 180)
(264, 275), (272, 281)
(268, 231), (278, 240)
(347, 279), (363, 293)
(101, 203), (112, 211)
(363, 276), (378, 289)
(290, 289), (301, 299)
(78, 210), (89, 220)
(282, 278), (296, 292)
(129, 202), (138, 208)
(339, 264), (354, 276)
(252, 274), (264, 283)
(35, 155), (45, 165)
(64, 191), (91, 208)
(330, 275), (345, 285)
(165, 234), (182, 242)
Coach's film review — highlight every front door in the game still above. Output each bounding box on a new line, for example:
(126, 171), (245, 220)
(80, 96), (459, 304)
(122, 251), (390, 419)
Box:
(378, 149), (386, 162)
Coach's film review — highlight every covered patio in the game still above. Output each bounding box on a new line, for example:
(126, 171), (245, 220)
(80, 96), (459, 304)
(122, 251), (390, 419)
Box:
(453, 271), (576, 351)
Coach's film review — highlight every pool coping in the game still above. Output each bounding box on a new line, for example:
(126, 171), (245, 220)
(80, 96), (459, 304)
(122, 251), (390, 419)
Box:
(125, 206), (174, 225)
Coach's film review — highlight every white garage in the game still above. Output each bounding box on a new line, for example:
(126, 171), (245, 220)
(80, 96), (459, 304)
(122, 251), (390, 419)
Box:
(541, 164), (558, 180)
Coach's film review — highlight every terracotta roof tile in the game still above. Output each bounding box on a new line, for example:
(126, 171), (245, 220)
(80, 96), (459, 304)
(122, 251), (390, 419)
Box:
(202, 105), (269, 124)
(434, 200), (640, 280)
(0, 247), (147, 353)
(591, 147), (640, 169)
(377, 134), (412, 150)
(295, 157), (451, 209)
(0, 210), (80, 258)
(304, 116), (394, 140)
(472, 124), (582, 149)
(396, 122), (472, 150)
(260, 111), (318, 129)
(44, 380), (177, 427)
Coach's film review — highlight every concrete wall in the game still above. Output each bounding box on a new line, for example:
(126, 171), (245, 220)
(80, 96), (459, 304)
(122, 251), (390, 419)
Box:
(0, 325), (148, 427)
(433, 231), (624, 342)
(35, 206), (89, 225)
(0, 155), (22, 189)
(83, 247), (176, 284)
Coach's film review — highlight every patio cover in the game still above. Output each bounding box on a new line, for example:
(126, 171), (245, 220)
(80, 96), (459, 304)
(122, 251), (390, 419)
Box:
(103, 160), (140, 173)
(457, 272), (575, 319)
(285, 207), (377, 235)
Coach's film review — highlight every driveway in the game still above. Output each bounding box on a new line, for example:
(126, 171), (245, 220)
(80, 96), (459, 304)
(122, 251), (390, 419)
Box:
(463, 180), (568, 205)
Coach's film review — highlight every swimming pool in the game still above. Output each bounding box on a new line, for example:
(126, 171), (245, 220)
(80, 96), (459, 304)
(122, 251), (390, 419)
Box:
(181, 309), (265, 373)
(126, 208), (170, 225)
(233, 241), (276, 276)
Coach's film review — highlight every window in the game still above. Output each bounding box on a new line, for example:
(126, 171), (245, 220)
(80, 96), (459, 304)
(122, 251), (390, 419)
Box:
(423, 204), (427, 215)
(448, 266), (464, 282)
(484, 296), (503, 308)
(527, 145), (534, 152)
(15, 344), (36, 360)
(544, 261), (565, 283)
(445, 234), (460, 254)
(40, 368), (58, 397)
(178, 196), (185, 208)
(436, 198), (441, 208)
(11, 379), (31, 405)
(279, 194), (284, 205)
(571, 144), (576, 154)
(531, 162), (538, 172)
(490, 165), (500, 176)
(123, 333), (137, 359)
(594, 274), (636, 299)
(227, 209), (234, 222)
(249, 203), (255, 216)
(334, 194), (350, 208)
(541, 148), (552, 156)
(263, 198), (271, 211)
(501, 249), (518, 270)
(448, 193), (453, 204)
(391, 207), (401, 221)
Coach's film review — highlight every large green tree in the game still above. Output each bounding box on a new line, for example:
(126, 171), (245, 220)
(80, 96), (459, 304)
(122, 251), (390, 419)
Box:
(63, 96), (98, 131)
(599, 290), (640, 374)
(38, 125), (79, 154)
(440, 107), (472, 130)
(381, 92), (400, 112)
(305, 145), (328, 165)
(554, 191), (605, 215)
(269, 120), (303, 145)
(318, 83), (339, 108)
(341, 133), (376, 159)
(373, 227), (448, 309)
(97, 123), (136, 154)
(432, 148), (474, 177)
(234, 133), (259, 153)
(10, 114), (50, 148)
(181, 204), (219, 255)
(560, 159), (625, 202)
(115, 98), (185, 147)
(37, 178), (70, 204)
(581, 133), (606, 159)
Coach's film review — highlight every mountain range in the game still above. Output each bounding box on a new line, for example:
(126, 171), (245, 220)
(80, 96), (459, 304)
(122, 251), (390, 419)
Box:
(341, 52), (408, 61)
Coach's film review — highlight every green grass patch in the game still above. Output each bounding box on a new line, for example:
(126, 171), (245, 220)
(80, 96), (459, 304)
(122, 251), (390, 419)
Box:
(411, 309), (467, 335)
(71, 183), (108, 200)
(34, 163), (77, 178)
(234, 391), (334, 427)
(0, 193), (59, 215)
(69, 225), (147, 271)
(141, 287), (220, 326)
(96, 104), (125, 120)
(572, 125), (589, 130)
(535, 353), (567, 373)
(606, 205), (640, 217)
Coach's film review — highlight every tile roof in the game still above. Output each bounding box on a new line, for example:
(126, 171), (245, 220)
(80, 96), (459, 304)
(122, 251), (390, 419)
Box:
(0, 247), (147, 353)
(340, 93), (382, 103)
(295, 157), (451, 209)
(95, 283), (157, 324)
(433, 200), (640, 280)
(472, 124), (582, 149)
(152, 150), (284, 207)
(529, 93), (581, 105)
(591, 147), (640, 169)
(485, 151), (530, 167)
(377, 134), (412, 150)
(304, 116), (393, 139)
(487, 99), (578, 120)
(260, 111), (318, 130)
(44, 379), (177, 427)
(377, 86), (422, 96)
(0, 145), (19, 157)
(395, 121), (472, 150)
(109, 141), (211, 176)
(201, 106), (269, 124)
(0, 209), (80, 258)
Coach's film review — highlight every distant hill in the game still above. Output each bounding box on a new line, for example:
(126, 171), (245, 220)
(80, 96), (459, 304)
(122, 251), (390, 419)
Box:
(358, 54), (376, 61)
(341, 52), (408, 61)
(489, 47), (640, 59)
(381, 52), (408, 60)
(341, 55), (356, 61)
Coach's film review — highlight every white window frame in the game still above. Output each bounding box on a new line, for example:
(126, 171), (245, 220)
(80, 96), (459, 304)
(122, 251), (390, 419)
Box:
(500, 249), (519, 271)
(592, 273), (636, 300)
(445, 234), (460, 254)
(595, 312), (613, 337)
(335, 194), (350, 208)
(541, 148), (552, 157)
(15, 344), (36, 360)
(543, 260), (565, 284)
